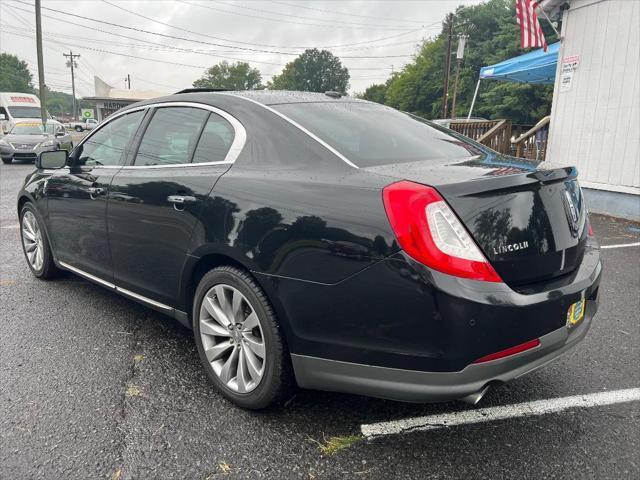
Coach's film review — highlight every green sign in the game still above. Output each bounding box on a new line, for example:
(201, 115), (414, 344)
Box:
(81, 109), (94, 119)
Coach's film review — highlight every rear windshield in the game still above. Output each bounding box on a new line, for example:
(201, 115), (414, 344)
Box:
(272, 102), (483, 167)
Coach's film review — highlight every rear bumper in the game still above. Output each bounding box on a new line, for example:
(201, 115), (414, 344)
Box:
(292, 292), (598, 402)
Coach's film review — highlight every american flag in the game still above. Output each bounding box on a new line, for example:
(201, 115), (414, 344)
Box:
(516, 0), (548, 52)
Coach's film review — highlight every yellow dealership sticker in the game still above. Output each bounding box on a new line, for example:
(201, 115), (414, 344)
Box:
(566, 292), (586, 327)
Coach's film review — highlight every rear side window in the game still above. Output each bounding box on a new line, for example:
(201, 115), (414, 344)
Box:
(192, 113), (235, 164)
(272, 102), (483, 167)
(134, 107), (208, 166)
(77, 110), (144, 166)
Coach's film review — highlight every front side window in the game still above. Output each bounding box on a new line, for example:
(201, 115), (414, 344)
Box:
(192, 113), (235, 164)
(272, 102), (484, 167)
(77, 110), (144, 166)
(134, 107), (208, 166)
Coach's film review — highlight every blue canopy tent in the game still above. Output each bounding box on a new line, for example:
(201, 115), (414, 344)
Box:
(467, 42), (560, 119)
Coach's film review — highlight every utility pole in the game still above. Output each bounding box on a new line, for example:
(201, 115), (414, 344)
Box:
(441, 13), (454, 119)
(451, 34), (467, 119)
(35, 0), (47, 126)
(126, 74), (131, 89)
(63, 51), (80, 121)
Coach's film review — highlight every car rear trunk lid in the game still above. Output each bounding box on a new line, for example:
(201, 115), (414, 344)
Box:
(367, 156), (589, 288)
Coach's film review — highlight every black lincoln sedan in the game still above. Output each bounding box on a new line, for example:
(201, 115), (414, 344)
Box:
(17, 90), (601, 409)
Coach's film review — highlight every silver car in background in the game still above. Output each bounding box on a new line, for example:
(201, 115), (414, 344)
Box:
(0, 120), (73, 164)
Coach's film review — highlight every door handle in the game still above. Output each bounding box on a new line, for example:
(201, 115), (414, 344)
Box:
(167, 195), (197, 205)
(167, 195), (197, 211)
(88, 186), (104, 199)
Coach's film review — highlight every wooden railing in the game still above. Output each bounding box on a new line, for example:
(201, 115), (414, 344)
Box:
(513, 116), (551, 160)
(477, 119), (512, 154)
(449, 119), (513, 155)
(449, 120), (501, 142)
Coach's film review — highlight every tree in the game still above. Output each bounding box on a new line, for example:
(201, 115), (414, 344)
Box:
(193, 61), (262, 90)
(373, 0), (557, 124)
(0, 53), (34, 93)
(359, 83), (389, 104)
(36, 87), (91, 117)
(269, 49), (349, 93)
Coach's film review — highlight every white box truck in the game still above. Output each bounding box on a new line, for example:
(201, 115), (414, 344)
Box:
(0, 92), (49, 134)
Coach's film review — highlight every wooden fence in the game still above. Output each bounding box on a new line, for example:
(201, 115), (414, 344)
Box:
(448, 118), (549, 160)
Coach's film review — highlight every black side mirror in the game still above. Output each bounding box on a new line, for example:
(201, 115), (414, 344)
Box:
(37, 150), (68, 169)
(55, 131), (65, 137)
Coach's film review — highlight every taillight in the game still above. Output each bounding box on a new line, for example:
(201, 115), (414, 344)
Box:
(382, 180), (502, 282)
(588, 219), (594, 236)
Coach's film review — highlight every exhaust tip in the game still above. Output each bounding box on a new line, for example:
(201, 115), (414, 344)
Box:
(461, 385), (491, 405)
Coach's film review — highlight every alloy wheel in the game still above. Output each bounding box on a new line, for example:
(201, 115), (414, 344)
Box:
(21, 211), (44, 272)
(199, 284), (266, 393)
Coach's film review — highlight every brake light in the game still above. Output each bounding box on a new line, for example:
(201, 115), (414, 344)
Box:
(382, 180), (502, 282)
(588, 220), (594, 236)
(473, 338), (540, 364)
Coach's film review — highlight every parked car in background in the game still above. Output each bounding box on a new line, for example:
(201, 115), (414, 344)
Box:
(68, 118), (99, 132)
(431, 116), (488, 128)
(0, 92), (49, 134)
(0, 120), (72, 164)
(17, 90), (600, 410)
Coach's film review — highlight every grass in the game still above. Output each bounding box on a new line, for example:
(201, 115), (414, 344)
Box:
(310, 434), (363, 456)
(125, 385), (142, 397)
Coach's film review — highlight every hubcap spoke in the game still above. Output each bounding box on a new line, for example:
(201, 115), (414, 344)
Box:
(214, 285), (235, 324)
(204, 342), (233, 362)
(219, 346), (239, 384)
(243, 312), (259, 330)
(236, 348), (248, 393)
(242, 345), (262, 381)
(203, 295), (231, 328)
(199, 283), (266, 393)
(22, 229), (36, 242)
(243, 333), (265, 359)
(200, 319), (231, 337)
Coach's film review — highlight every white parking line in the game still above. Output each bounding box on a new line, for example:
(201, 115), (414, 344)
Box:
(601, 242), (640, 249)
(1, 224), (20, 230)
(360, 388), (640, 438)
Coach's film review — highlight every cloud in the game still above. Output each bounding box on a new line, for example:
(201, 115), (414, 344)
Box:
(0, 0), (479, 96)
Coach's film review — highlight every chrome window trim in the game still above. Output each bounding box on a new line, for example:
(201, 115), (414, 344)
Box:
(58, 261), (173, 311)
(221, 93), (359, 169)
(74, 101), (247, 170)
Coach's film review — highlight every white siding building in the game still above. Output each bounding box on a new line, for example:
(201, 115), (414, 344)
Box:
(543, 0), (639, 220)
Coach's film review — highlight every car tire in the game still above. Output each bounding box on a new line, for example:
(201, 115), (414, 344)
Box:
(193, 266), (295, 409)
(75, 126), (83, 132)
(1, 158), (11, 164)
(19, 203), (60, 279)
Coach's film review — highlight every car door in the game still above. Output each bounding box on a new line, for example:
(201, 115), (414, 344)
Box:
(107, 104), (240, 307)
(45, 109), (146, 281)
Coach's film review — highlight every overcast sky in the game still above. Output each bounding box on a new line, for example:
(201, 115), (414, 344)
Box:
(0, 0), (481, 97)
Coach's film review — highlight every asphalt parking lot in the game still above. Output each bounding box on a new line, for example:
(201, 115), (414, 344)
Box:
(1, 160), (638, 479)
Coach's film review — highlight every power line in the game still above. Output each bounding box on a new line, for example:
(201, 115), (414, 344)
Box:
(1, 21), (400, 72)
(178, 0), (415, 31)
(10, 0), (425, 56)
(99, 0), (416, 59)
(271, 0), (427, 25)
(206, 0), (422, 29)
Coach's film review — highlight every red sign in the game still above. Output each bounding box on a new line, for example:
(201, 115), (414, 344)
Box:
(10, 96), (37, 104)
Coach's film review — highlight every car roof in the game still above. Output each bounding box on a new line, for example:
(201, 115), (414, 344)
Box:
(147, 90), (367, 107)
(225, 90), (366, 105)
